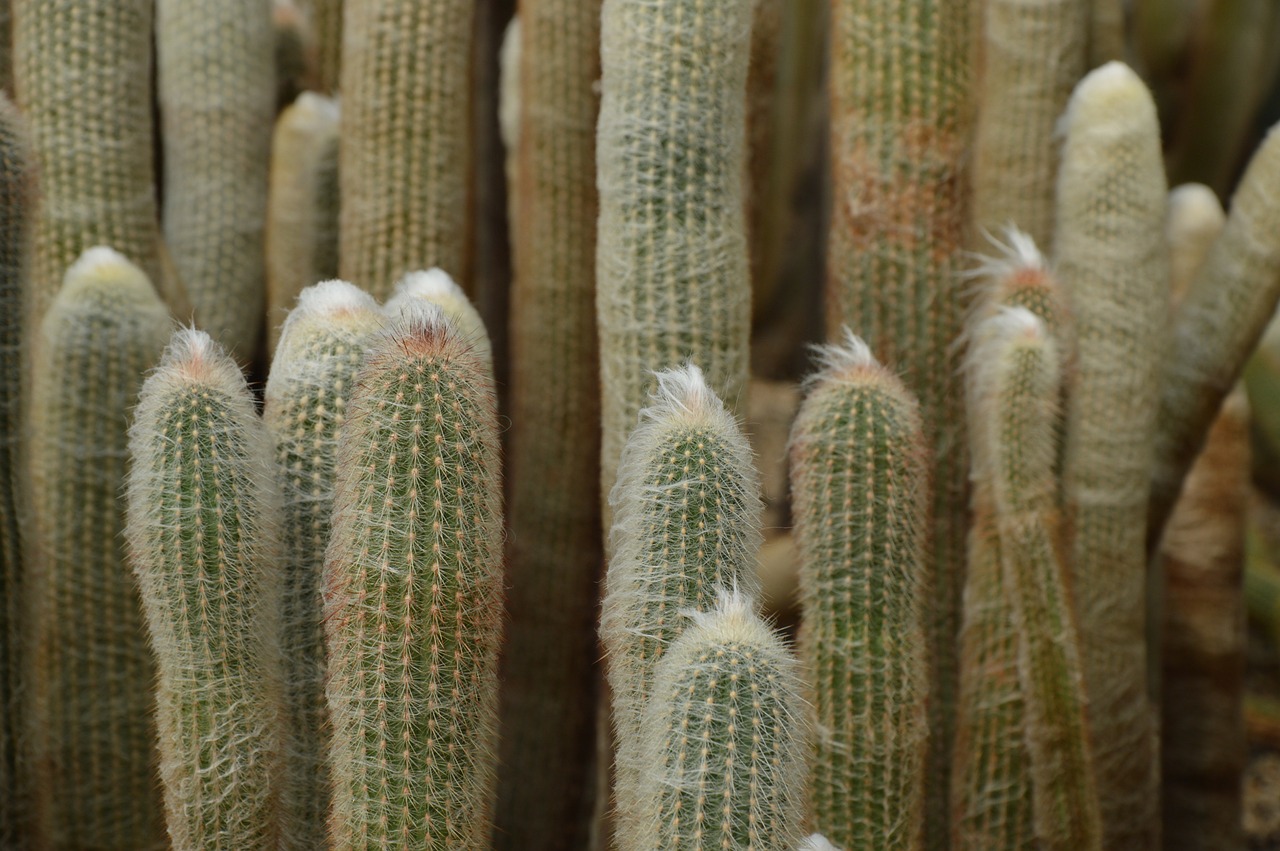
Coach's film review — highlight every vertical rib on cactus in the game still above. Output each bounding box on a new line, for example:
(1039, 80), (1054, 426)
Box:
(968, 309), (1101, 851)
(13, 0), (180, 320)
(263, 280), (381, 851)
(825, 4), (973, 840)
(1054, 61), (1168, 851)
(638, 589), (807, 851)
(1160, 389), (1248, 851)
(600, 364), (762, 849)
(497, 14), (520, 249)
(0, 93), (28, 851)
(126, 329), (284, 850)
(266, 93), (341, 356)
(339, 0), (475, 300)
(789, 331), (930, 851)
(158, 0), (275, 358)
(972, 0), (1086, 248)
(1149, 124), (1280, 546)
(324, 303), (503, 849)
(497, 1), (602, 846)
(300, 0), (342, 94)
(595, 0), (753, 513)
(27, 248), (169, 850)
(384, 268), (492, 369)
(1165, 184), (1225, 304)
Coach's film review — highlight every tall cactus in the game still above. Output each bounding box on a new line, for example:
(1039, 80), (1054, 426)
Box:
(300, 0), (342, 94)
(600, 364), (762, 850)
(595, 0), (754, 510)
(789, 332), (930, 851)
(637, 590), (807, 851)
(126, 329), (285, 850)
(263, 280), (381, 851)
(1054, 61), (1168, 850)
(157, 0), (275, 357)
(497, 1), (603, 847)
(339, 0), (475, 299)
(27, 248), (169, 850)
(324, 303), (503, 849)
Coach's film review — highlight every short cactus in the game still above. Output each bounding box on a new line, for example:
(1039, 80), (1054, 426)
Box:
(383, 268), (492, 369)
(637, 589), (807, 851)
(788, 331), (930, 851)
(1165, 183), (1224, 302)
(263, 280), (382, 851)
(125, 329), (285, 850)
(26, 248), (170, 850)
(600, 364), (763, 849)
(323, 303), (503, 849)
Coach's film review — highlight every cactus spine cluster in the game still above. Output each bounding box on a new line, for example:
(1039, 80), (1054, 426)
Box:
(497, 2), (604, 847)
(263, 280), (381, 851)
(595, 0), (754, 508)
(384, 269), (492, 370)
(637, 590), (807, 851)
(788, 332), (930, 851)
(157, 0), (275, 357)
(339, 0), (476, 299)
(600, 364), (763, 849)
(27, 248), (170, 850)
(323, 304), (503, 850)
(126, 330), (285, 850)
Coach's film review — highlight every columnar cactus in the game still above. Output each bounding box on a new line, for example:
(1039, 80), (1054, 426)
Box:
(788, 332), (930, 851)
(600, 364), (762, 849)
(263, 280), (381, 851)
(339, 0), (475, 299)
(157, 0), (275, 357)
(324, 303), (503, 849)
(1088, 0), (1126, 66)
(300, 0), (342, 94)
(637, 590), (807, 851)
(265, 93), (341, 355)
(27, 248), (169, 850)
(497, 2), (603, 847)
(125, 329), (285, 850)
(1054, 61), (1168, 850)
(595, 0), (754, 511)
(384, 268), (491, 369)
(1165, 184), (1224, 302)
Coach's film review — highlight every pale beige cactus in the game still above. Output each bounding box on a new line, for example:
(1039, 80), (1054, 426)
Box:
(1165, 183), (1225, 304)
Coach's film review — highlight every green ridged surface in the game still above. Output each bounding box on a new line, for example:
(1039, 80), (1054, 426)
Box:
(789, 334), (930, 851)
(126, 330), (284, 850)
(324, 307), (503, 850)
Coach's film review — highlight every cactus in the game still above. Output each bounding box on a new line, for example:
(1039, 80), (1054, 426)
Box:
(1165, 184), (1224, 303)
(1087, 0), (1126, 67)
(265, 93), (341, 356)
(324, 303), (503, 849)
(496, 1), (603, 847)
(637, 589), (807, 851)
(26, 248), (170, 850)
(968, 309), (1101, 851)
(13, 0), (182, 319)
(125, 329), (285, 850)
(497, 14), (521, 246)
(263, 280), (381, 851)
(595, 0), (754, 512)
(600, 364), (762, 849)
(788, 331), (930, 851)
(384, 268), (491, 369)
(972, 0), (1086, 248)
(300, 0), (342, 95)
(339, 0), (475, 300)
(157, 0), (275, 358)
(273, 0), (308, 108)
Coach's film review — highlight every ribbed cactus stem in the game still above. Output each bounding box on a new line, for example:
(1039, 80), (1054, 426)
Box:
(638, 589), (807, 851)
(339, 0), (475, 299)
(1054, 62), (1168, 849)
(1150, 124), (1280, 544)
(27, 248), (169, 850)
(300, 0), (342, 94)
(266, 93), (341, 356)
(1165, 184), (1225, 303)
(126, 329), (285, 850)
(264, 280), (381, 851)
(384, 268), (491, 369)
(1087, 0), (1126, 66)
(157, 0), (275, 357)
(968, 309), (1101, 851)
(595, 0), (753, 512)
(324, 303), (503, 849)
(497, 14), (520, 248)
(601, 364), (763, 849)
(789, 331), (930, 851)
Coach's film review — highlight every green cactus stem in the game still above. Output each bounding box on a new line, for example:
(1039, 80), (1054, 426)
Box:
(383, 268), (491, 369)
(600, 363), (762, 850)
(637, 589), (807, 851)
(788, 331), (930, 851)
(324, 303), (503, 849)
(263, 280), (381, 851)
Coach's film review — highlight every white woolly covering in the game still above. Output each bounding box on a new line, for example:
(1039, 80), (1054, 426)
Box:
(292, 90), (341, 126)
(965, 225), (1047, 284)
(798, 836), (843, 851)
(498, 15), (521, 156)
(389, 267), (465, 302)
(385, 268), (492, 368)
(293, 278), (378, 318)
(65, 245), (132, 280)
(58, 245), (157, 305)
(1058, 61), (1149, 140)
(803, 326), (878, 392)
(266, 280), (382, 402)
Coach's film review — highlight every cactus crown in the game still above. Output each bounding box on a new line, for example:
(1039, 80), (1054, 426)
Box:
(384, 267), (491, 365)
